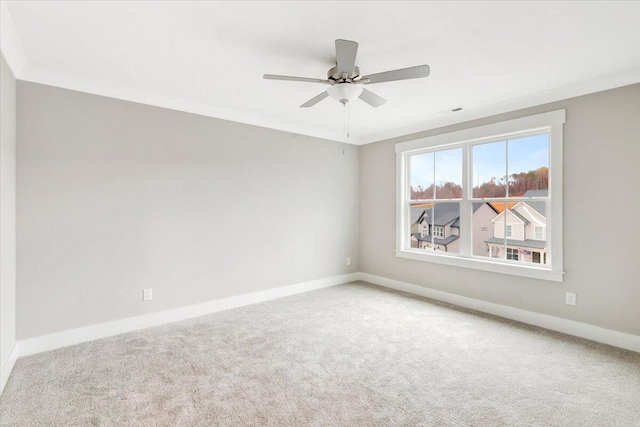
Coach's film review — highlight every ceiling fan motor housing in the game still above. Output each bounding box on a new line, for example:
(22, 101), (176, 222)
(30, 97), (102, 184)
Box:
(327, 65), (363, 103)
(328, 66), (360, 81)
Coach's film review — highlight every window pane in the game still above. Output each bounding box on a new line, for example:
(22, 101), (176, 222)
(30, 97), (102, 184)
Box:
(409, 203), (430, 249)
(410, 153), (434, 200)
(472, 141), (506, 198)
(515, 199), (547, 265)
(474, 202), (504, 258)
(409, 202), (460, 254)
(471, 202), (498, 257)
(434, 148), (463, 199)
(480, 201), (547, 264)
(507, 134), (549, 197)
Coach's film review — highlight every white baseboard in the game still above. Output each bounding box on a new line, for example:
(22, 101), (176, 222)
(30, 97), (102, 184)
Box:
(5, 270), (637, 393)
(18, 273), (359, 358)
(0, 344), (19, 395)
(358, 272), (640, 353)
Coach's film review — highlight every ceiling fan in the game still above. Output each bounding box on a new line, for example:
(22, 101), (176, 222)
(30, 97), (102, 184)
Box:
(264, 39), (430, 108)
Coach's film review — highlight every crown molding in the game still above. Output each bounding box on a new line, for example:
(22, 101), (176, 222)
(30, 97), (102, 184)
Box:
(17, 64), (639, 147)
(359, 67), (640, 145)
(3, 0), (638, 146)
(18, 66), (351, 145)
(0, 1), (28, 77)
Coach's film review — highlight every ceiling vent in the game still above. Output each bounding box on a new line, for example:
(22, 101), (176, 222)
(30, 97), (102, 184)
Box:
(438, 107), (463, 115)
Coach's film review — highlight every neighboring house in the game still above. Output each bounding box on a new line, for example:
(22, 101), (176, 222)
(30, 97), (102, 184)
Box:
(468, 203), (501, 257)
(410, 203), (499, 254)
(486, 190), (547, 264)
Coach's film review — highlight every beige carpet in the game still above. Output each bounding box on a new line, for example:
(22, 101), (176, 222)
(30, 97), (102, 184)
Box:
(1, 282), (639, 426)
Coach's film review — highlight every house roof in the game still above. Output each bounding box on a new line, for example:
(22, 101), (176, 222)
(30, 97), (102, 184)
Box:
(451, 202), (499, 227)
(411, 207), (425, 225)
(510, 209), (531, 224)
(489, 202), (517, 213)
(522, 189), (548, 198)
(412, 233), (460, 246)
(519, 189), (547, 216)
(485, 237), (546, 250)
(491, 208), (530, 225)
(424, 204), (459, 226)
(479, 202), (500, 215)
(489, 191), (547, 215)
(412, 202), (497, 228)
(521, 201), (545, 216)
(491, 189), (550, 223)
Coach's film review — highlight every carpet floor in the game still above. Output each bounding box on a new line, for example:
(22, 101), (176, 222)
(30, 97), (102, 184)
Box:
(1, 281), (639, 426)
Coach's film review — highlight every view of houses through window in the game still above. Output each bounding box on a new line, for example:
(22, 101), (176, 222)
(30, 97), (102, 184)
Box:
(409, 133), (550, 266)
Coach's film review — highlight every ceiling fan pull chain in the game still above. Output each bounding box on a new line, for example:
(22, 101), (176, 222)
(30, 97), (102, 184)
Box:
(347, 101), (350, 140)
(343, 102), (347, 142)
(342, 100), (351, 142)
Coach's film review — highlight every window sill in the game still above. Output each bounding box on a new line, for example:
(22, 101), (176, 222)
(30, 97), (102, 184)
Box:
(395, 249), (564, 282)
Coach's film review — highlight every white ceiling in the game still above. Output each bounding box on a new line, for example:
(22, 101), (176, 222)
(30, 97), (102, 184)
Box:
(2, 1), (640, 144)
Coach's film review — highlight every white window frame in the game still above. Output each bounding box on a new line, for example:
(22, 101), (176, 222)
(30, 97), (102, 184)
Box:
(506, 225), (512, 237)
(535, 226), (543, 240)
(395, 110), (565, 282)
(433, 226), (444, 238)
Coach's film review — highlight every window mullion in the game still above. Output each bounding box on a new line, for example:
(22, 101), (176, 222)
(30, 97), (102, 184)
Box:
(431, 150), (436, 251)
(504, 141), (509, 256)
(460, 144), (471, 257)
(505, 139), (510, 198)
(406, 152), (412, 204)
(430, 204), (435, 250)
(432, 150), (436, 200)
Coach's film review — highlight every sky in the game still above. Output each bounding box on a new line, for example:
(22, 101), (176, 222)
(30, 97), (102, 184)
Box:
(411, 134), (549, 189)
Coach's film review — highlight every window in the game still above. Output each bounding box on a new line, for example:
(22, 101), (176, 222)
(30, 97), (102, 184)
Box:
(396, 110), (565, 282)
(535, 227), (543, 240)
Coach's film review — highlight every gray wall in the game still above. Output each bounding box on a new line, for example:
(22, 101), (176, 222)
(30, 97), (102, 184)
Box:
(360, 84), (640, 336)
(1, 53), (17, 371)
(14, 79), (640, 341)
(17, 82), (360, 340)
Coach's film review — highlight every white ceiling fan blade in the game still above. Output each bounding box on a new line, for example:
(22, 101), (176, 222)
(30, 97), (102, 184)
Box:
(264, 74), (330, 84)
(300, 91), (329, 108)
(362, 65), (430, 84)
(359, 88), (387, 107)
(335, 39), (359, 77)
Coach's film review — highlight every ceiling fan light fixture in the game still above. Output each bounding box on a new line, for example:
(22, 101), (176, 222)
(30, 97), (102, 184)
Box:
(327, 83), (362, 103)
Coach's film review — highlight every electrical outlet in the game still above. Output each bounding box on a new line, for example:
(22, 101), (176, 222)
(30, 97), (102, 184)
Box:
(346, 257), (351, 266)
(143, 288), (153, 301)
(565, 292), (576, 306)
